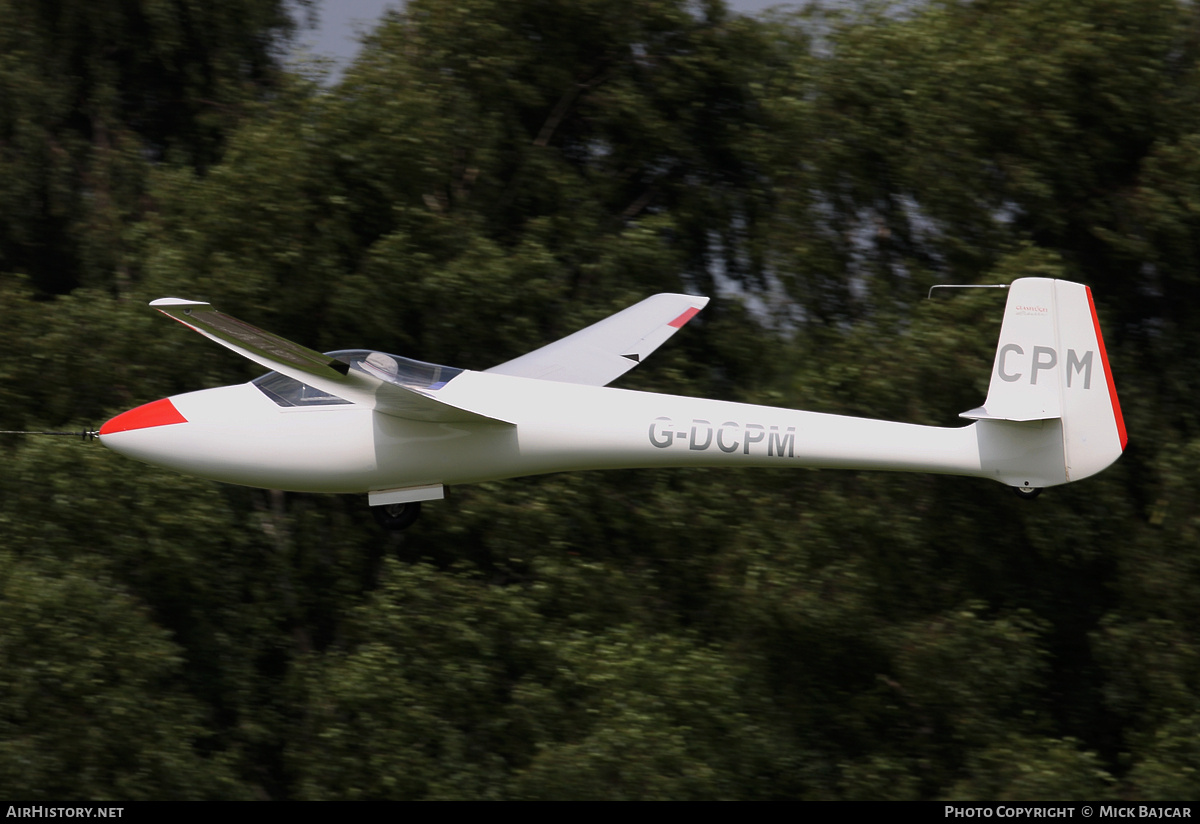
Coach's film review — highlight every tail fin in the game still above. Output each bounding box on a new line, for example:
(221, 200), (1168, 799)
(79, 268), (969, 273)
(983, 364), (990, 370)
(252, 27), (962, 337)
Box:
(963, 278), (1126, 487)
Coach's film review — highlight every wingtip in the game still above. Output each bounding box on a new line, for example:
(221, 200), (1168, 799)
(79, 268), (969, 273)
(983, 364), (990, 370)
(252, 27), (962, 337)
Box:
(150, 297), (211, 308)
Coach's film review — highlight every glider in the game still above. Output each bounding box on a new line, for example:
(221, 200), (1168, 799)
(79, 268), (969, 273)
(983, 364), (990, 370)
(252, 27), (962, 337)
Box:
(99, 278), (1126, 528)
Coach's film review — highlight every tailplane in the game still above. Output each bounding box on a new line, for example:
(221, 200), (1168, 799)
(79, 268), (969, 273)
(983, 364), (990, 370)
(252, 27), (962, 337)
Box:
(963, 278), (1126, 488)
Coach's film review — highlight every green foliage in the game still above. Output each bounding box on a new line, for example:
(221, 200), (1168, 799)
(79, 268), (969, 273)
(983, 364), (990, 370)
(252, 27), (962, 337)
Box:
(0, 0), (1198, 800)
(946, 736), (1115, 801)
(0, 0), (298, 293)
(0, 551), (245, 799)
(1125, 714), (1200, 799)
(289, 562), (793, 800)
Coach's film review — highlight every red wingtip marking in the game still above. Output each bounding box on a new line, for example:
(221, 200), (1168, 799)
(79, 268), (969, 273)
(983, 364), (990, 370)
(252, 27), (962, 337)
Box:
(668, 306), (701, 328)
(1086, 287), (1128, 451)
(99, 398), (188, 436)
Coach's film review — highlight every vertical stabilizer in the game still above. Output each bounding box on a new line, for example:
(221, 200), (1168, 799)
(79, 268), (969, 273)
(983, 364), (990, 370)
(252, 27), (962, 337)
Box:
(964, 278), (1126, 486)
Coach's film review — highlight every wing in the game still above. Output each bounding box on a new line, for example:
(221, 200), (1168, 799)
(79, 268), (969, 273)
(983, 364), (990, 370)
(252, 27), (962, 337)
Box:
(150, 299), (512, 425)
(484, 293), (709, 386)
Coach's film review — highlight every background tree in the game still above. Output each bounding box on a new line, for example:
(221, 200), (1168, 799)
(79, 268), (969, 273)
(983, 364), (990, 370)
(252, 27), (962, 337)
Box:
(1, 0), (1198, 800)
(0, 0), (298, 294)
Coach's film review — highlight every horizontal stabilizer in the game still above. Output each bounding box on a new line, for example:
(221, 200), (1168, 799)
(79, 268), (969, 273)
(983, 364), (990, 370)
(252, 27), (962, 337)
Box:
(959, 406), (1059, 423)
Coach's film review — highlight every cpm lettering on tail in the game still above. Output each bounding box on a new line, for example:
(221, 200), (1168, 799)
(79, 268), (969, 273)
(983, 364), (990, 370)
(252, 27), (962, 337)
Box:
(996, 345), (1094, 389)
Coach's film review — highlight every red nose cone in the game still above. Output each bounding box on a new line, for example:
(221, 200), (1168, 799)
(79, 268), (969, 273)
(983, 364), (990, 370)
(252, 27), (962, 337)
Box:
(100, 398), (188, 436)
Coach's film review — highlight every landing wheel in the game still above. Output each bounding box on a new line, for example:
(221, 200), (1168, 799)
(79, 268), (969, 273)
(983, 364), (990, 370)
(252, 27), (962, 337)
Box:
(372, 500), (422, 530)
(1013, 485), (1042, 500)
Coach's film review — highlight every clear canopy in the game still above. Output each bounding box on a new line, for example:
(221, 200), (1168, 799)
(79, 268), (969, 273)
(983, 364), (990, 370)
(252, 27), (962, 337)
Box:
(252, 350), (463, 408)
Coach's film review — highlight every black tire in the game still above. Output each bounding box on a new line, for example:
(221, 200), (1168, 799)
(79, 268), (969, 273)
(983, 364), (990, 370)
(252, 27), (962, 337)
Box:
(372, 500), (422, 530)
(1013, 485), (1042, 500)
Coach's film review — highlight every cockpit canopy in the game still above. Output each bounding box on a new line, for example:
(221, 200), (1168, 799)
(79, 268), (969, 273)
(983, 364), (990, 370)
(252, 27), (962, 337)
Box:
(253, 349), (463, 408)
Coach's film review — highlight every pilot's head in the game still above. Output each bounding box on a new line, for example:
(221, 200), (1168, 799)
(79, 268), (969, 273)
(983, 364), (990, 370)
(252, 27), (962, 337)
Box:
(364, 351), (399, 379)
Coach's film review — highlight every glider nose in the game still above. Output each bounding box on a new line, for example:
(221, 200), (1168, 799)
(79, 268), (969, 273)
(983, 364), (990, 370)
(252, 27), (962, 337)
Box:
(99, 397), (190, 468)
(99, 398), (188, 437)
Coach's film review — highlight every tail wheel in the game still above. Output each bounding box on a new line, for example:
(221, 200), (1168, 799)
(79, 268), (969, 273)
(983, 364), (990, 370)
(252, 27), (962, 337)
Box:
(1013, 485), (1042, 500)
(372, 500), (422, 530)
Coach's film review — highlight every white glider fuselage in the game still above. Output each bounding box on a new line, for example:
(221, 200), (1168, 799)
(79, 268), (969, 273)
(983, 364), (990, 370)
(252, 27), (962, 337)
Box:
(101, 368), (1065, 495)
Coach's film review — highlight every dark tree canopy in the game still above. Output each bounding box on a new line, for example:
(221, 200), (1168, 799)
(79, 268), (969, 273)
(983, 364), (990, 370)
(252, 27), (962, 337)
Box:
(0, 0), (1197, 799)
(0, 0), (298, 293)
